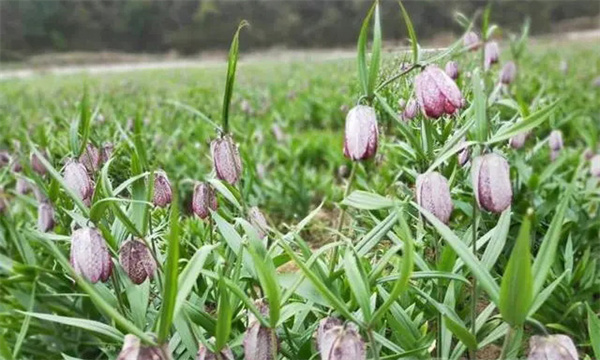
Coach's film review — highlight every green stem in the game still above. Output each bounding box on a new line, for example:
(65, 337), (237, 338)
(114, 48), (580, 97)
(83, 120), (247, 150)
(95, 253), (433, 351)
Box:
(375, 64), (419, 93)
(329, 162), (358, 275)
(367, 329), (380, 360)
(469, 199), (479, 360)
(499, 326), (516, 360)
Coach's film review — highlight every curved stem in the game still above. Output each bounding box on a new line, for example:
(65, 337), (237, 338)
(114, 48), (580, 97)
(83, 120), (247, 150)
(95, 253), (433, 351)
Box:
(375, 64), (419, 93)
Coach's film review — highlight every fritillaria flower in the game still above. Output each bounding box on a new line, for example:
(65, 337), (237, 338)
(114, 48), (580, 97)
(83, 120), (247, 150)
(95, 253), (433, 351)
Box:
(192, 182), (218, 219)
(70, 227), (112, 283)
(445, 61), (459, 80)
(343, 105), (378, 161)
(415, 66), (464, 119)
(196, 343), (234, 360)
(316, 318), (365, 360)
(101, 142), (114, 163)
(590, 154), (600, 177)
(37, 202), (55, 233)
(403, 99), (418, 120)
(416, 172), (453, 224)
(243, 300), (278, 360)
(79, 144), (101, 173)
(472, 153), (512, 213)
(63, 159), (94, 202)
(548, 130), (563, 151)
(463, 31), (481, 51)
(527, 334), (578, 360)
(16, 178), (32, 195)
(484, 41), (500, 70)
(153, 171), (172, 208)
(248, 206), (268, 239)
(119, 239), (157, 284)
(116, 334), (172, 360)
(211, 135), (243, 184)
(0, 150), (10, 168)
(457, 138), (470, 166)
(500, 61), (517, 84)
(30, 150), (48, 175)
(509, 132), (528, 149)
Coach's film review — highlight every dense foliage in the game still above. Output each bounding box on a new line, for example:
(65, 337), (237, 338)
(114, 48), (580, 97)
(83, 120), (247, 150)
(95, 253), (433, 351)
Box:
(0, 3), (599, 360)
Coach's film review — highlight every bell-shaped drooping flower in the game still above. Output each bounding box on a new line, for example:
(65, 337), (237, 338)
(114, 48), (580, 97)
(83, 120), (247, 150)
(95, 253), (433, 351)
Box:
(527, 334), (578, 360)
(37, 202), (55, 233)
(590, 154), (600, 177)
(463, 31), (481, 51)
(457, 138), (470, 166)
(343, 105), (378, 161)
(101, 142), (114, 163)
(117, 334), (172, 360)
(79, 144), (101, 173)
(63, 159), (94, 202)
(509, 132), (528, 149)
(248, 206), (269, 239)
(484, 41), (500, 70)
(119, 239), (157, 285)
(315, 317), (343, 355)
(192, 182), (218, 219)
(70, 227), (112, 283)
(472, 153), (512, 213)
(211, 135), (243, 184)
(0, 150), (11, 168)
(317, 320), (366, 360)
(153, 171), (172, 208)
(415, 66), (464, 119)
(196, 343), (235, 360)
(500, 61), (517, 84)
(243, 299), (278, 360)
(416, 172), (453, 224)
(548, 130), (563, 151)
(16, 178), (32, 195)
(445, 61), (459, 80)
(403, 98), (418, 120)
(30, 150), (48, 175)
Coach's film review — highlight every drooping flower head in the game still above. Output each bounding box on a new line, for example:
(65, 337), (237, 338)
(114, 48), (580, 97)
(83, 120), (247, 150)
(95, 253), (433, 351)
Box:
(445, 61), (459, 80)
(415, 65), (464, 119)
(472, 153), (512, 213)
(30, 150), (49, 175)
(153, 170), (172, 208)
(527, 334), (578, 360)
(38, 202), (55, 233)
(500, 61), (517, 84)
(117, 334), (172, 360)
(119, 239), (157, 285)
(243, 299), (278, 360)
(211, 135), (243, 184)
(509, 132), (528, 149)
(457, 138), (470, 166)
(316, 318), (366, 360)
(463, 31), (481, 51)
(79, 144), (101, 173)
(403, 98), (418, 121)
(416, 172), (453, 224)
(63, 159), (94, 202)
(192, 182), (218, 219)
(484, 41), (500, 70)
(590, 154), (600, 178)
(248, 206), (269, 239)
(343, 105), (378, 161)
(70, 227), (112, 283)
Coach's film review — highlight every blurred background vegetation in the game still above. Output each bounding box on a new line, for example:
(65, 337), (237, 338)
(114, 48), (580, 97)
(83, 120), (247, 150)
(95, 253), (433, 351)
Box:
(1, 0), (599, 63)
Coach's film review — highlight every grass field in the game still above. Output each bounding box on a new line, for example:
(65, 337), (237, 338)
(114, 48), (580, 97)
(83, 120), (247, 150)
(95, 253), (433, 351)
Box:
(0, 12), (599, 360)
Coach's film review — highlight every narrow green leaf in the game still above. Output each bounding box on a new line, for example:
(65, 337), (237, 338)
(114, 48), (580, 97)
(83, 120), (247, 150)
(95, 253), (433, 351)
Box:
(367, 2), (382, 97)
(19, 311), (123, 341)
(472, 70), (487, 142)
(247, 237), (281, 327)
(221, 20), (248, 133)
(357, 2), (377, 96)
(444, 315), (478, 351)
(174, 244), (217, 319)
(157, 188), (180, 342)
(215, 277), (233, 351)
(587, 303), (600, 358)
(344, 249), (372, 319)
(486, 101), (558, 145)
(398, 1), (418, 64)
(499, 211), (533, 327)
(342, 190), (395, 210)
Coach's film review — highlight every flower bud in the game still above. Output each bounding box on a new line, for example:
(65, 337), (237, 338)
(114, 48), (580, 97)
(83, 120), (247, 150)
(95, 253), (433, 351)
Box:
(500, 61), (517, 84)
(196, 344), (234, 360)
(415, 66), (464, 119)
(509, 132), (527, 149)
(317, 320), (365, 360)
(527, 334), (578, 360)
(153, 171), (172, 208)
(463, 31), (481, 51)
(249, 206), (268, 239)
(243, 300), (278, 360)
(445, 61), (459, 80)
(472, 153), (512, 213)
(79, 144), (101, 173)
(101, 142), (114, 163)
(117, 334), (172, 360)
(590, 154), (600, 177)
(119, 239), (157, 284)
(38, 202), (55, 233)
(0, 150), (10, 168)
(30, 150), (48, 175)
(457, 138), (470, 166)
(484, 41), (500, 70)
(16, 178), (32, 195)
(548, 130), (563, 151)
(12, 161), (22, 173)
(315, 317), (343, 354)
(192, 182), (218, 219)
(343, 105), (378, 161)
(403, 99), (418, 120)
(211, 135), (243, 184)
(63, 159), (94, 202)
(70, 227), (112, 283)
(416, 172), (453, 224)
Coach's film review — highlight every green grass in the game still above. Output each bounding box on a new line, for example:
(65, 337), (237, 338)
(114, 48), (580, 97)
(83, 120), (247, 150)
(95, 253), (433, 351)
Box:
(0, 32), (599, 360)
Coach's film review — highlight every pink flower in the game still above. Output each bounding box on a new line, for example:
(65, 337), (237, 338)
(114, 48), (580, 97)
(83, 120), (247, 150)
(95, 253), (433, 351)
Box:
(153, 170), (172, 208)
(192, 182), (218, 219)
(415, 66), (464, 119)
(70, 227), (112, 283)
(343, 105), (378, 161)
(472, 153), (512, 213)
(211, 135), (243, 184)
(416, 172), (453, 224)
(484, 42), (500, 70)
(445, 61), (460, 80)
(500, 61), (517, 84)
(119, 239), (156, 284)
